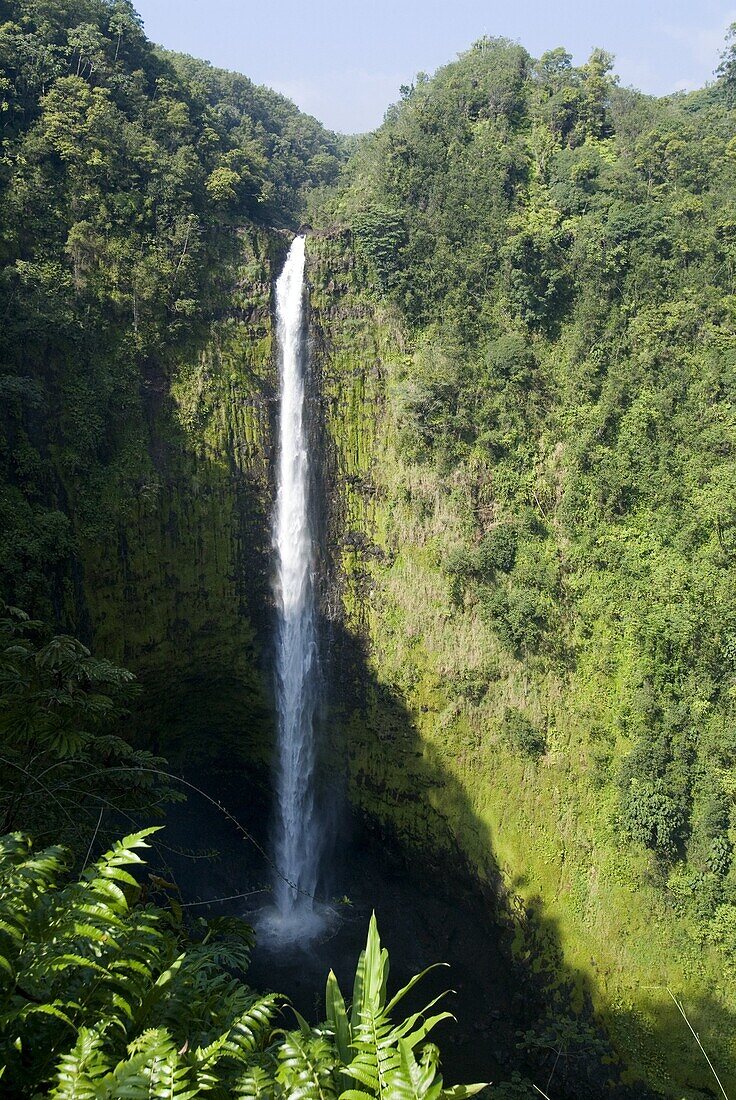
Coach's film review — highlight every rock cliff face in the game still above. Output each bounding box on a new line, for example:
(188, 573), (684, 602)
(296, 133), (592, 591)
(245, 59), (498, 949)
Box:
(63, 226), (733, 1096)
(305, 233), (736, 1098)
(77, 228), (288, 770)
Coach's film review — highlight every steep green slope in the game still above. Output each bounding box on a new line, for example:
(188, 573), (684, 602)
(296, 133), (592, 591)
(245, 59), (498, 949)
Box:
(2, 6), (736, 1094)
(308, 38), (736, 1097)
(0, 0), (343, 762)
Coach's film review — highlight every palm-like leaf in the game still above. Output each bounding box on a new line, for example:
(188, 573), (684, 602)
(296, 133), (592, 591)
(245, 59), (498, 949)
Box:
(326, 969), (351, 1067)
(334, 913), (486, 1100)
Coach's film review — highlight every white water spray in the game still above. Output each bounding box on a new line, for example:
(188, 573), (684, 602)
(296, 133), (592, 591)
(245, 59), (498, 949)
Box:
(268, 235), (324, 941)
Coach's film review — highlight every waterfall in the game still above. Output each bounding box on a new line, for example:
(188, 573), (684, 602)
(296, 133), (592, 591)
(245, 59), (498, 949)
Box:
(269, 234), (323, 939)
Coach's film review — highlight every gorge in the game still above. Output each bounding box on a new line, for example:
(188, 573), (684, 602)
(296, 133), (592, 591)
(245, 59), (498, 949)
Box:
(1, 3), (736, 1098)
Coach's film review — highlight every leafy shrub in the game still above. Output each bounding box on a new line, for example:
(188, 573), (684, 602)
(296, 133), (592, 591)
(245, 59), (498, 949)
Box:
(484, 333), (536, 386)
(444, 529), (517, 606)
(503, 227), (573, 333)
(481, 584), (550, 656)
(445, 546), (475, 607)
(476, 525), (518, 576)
(618, 731), (695, 862)
(689, 786), (733, 878)
(392, 338), (465, 460)
(500, 707), (547, 758)
(619, 777), (688, 859)
(521, 1013), (611, 1095)
(0, 604), (177, 851)
(708, 835), (733, 877)
(453, 661), (501, 704)
(489, 1073), (537, 1097)
(352, 204), (407, 291)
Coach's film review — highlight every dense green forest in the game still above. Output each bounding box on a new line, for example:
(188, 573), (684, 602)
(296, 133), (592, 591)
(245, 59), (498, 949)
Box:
(0, 0), (341, 620)
(306, 31), (736, 1097)
(329, 31), (736, 943)
(2, 0), (736, 1095)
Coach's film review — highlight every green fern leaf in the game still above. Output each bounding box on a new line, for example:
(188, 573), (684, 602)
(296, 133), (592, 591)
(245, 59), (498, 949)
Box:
(440, 1085), (488, 1098)
(325, 970), (351, 1067)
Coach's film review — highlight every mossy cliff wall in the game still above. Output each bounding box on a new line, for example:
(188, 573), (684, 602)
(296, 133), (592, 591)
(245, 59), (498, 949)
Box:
(306, 232), (736, 1098)
(80, 227), (287, 769)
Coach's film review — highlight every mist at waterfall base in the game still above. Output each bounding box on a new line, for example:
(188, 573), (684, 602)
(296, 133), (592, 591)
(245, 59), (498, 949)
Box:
(160, 770), (527, 1087)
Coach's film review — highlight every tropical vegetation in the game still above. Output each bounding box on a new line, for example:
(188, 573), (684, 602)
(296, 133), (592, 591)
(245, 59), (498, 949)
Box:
(2, 0), (736, 1094)
(325, 27), (736, 975)
(0, 830), (481, 1099)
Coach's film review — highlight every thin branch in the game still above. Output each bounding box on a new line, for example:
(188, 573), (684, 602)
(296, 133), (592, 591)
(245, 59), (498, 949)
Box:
(81, 765), (327, 905)
(81, 806), (104, 871)
(181, 887), (271, 908)
(0, 755), (93, 844)
(667, 990), (729, 1100)
(545, 1047), (562, 1095)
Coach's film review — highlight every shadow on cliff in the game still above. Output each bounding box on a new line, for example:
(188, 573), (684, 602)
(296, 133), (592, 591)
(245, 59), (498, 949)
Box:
(118, 233), (732, 1098)
(322, 620), (734, 1100)
(139, 601), (734, 1100)
(120, 444), (734, 1097)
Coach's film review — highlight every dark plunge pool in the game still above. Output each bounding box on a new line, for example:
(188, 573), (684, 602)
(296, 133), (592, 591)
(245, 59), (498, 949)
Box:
(154, 767), (653, 1100)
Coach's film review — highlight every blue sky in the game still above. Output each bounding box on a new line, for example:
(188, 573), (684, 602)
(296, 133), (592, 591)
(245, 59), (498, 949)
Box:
(133, 0), (736, 133)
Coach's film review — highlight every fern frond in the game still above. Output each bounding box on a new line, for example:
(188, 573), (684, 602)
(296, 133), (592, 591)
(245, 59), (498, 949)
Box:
(233, 1061), (279, 1099)
(52, 1025), (110, 1099)
(277, 1031), (338, 1100)
(384, 1039), (444, 1100)
(104, 1028), (194, 1100)
(225, 993), (281, 1059)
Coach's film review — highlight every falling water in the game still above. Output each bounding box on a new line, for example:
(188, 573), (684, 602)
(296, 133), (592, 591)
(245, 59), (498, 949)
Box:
(269, 234), (324, 941)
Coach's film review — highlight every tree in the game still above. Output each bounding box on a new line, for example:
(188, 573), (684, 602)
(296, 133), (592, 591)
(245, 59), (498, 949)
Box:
(0, 606), (177, 852)
(717, 22), (736, 94)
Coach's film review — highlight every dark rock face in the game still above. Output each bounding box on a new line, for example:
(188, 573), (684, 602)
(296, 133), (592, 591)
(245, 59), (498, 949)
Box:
(65, 228), (286, 770)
